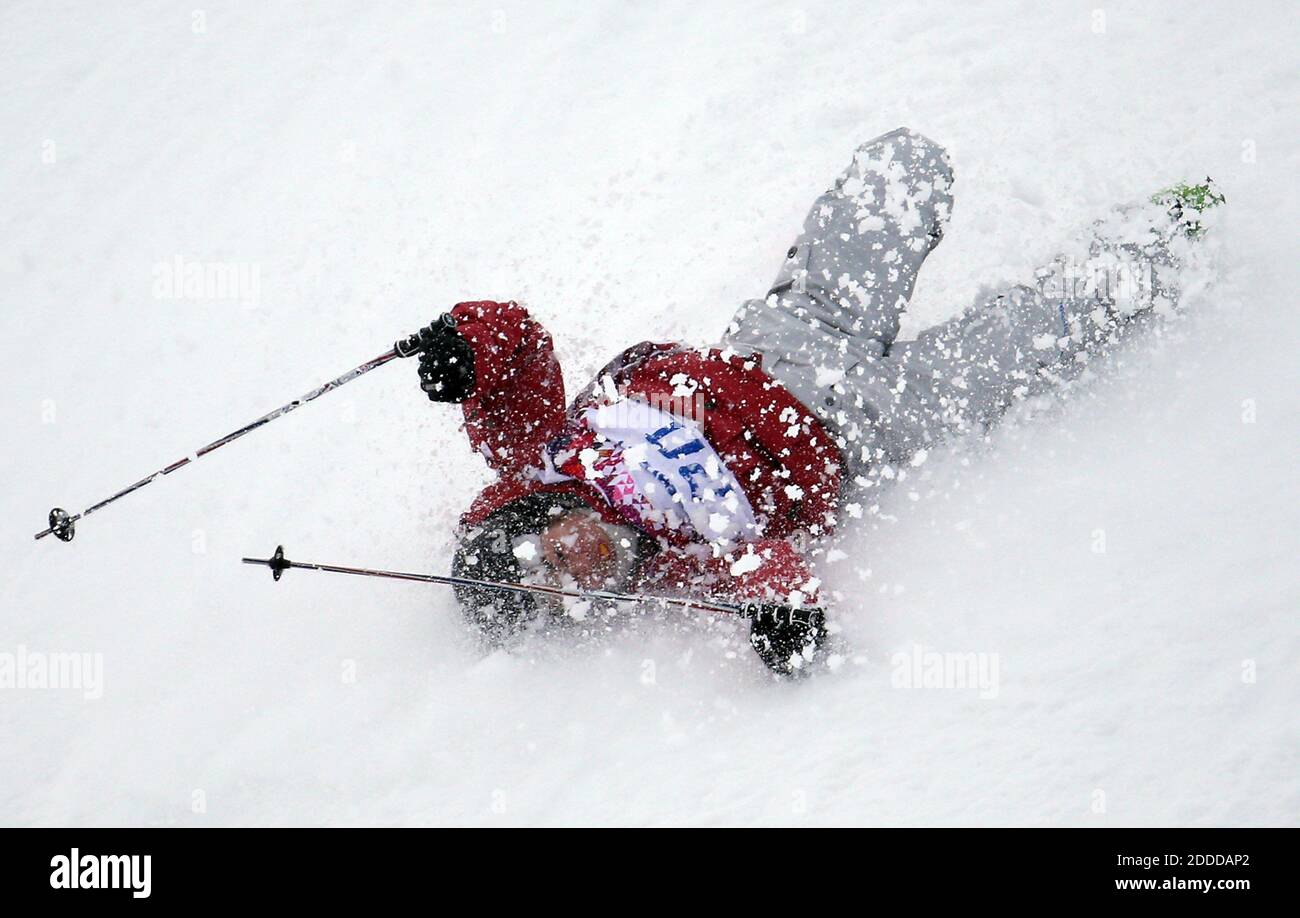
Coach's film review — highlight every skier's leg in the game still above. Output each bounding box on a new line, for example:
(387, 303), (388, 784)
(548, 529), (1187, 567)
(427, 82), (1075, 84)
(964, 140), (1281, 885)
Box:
(844, 284), (1094, 465)
(847, 189), (1219, 466)
(721, 127), (954, 416)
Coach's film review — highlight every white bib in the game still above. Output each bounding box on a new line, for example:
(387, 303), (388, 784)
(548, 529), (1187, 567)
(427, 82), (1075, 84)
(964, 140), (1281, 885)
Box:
(542, 398), (759, 544)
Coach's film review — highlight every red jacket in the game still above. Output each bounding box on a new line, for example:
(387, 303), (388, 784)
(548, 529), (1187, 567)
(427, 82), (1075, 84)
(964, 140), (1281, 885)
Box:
(450, 301), (843, 605)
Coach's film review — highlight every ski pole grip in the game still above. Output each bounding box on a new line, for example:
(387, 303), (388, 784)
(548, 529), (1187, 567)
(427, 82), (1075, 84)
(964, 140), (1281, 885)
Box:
(395, 313), (458, 358)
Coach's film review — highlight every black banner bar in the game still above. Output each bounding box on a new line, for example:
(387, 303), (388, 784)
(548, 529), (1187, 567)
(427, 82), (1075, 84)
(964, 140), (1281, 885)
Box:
(0, 828), (1285, 905)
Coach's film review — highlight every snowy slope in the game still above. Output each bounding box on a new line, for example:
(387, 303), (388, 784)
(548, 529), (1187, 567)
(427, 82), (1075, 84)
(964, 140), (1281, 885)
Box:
(2, 1), (1297, 826)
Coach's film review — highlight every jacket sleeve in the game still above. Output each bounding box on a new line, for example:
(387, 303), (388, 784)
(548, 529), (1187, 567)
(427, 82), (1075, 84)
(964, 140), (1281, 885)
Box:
(450, 301), (567, 475)
(637, 538), (821, 607)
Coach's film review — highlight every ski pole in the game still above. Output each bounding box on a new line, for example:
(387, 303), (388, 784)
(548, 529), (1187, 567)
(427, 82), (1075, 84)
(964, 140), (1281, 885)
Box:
(34, 321), (446, 543)
(241, 545), (749, 617)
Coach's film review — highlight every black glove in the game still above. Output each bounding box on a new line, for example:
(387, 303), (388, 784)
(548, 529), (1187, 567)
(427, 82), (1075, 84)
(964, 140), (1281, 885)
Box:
(745, 603), (827, 677)
(399, 313), (477, 403)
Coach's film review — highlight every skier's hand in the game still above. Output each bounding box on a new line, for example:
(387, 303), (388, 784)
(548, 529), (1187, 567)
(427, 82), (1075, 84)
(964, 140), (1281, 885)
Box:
(744, 602), (827, 677)
(404, 313), (477, 403)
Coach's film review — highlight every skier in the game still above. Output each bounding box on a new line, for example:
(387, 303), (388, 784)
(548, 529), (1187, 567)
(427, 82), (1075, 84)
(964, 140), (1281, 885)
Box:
(409, 127), (1222, 675)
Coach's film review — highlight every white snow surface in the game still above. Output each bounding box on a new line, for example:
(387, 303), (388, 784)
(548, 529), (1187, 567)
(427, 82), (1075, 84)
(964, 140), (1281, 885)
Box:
(2, 2), (1297, 826)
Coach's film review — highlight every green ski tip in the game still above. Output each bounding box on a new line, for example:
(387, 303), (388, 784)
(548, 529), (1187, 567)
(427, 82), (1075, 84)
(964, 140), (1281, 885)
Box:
(1151, 178), (1226, 237)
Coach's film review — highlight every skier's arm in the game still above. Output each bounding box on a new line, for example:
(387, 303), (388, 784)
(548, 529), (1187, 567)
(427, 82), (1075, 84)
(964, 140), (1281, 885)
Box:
(418, 300), (568, 474)
(639, 538), (820, 606)
(641, 540), (827, 676)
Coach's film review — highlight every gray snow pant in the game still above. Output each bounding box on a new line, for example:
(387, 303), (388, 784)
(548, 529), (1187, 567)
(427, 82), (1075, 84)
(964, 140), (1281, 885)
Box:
(721, 127), (1188, 476)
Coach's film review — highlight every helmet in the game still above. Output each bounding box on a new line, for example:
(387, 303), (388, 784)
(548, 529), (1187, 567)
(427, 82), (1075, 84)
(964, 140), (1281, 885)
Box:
(451, 491), (589, 645)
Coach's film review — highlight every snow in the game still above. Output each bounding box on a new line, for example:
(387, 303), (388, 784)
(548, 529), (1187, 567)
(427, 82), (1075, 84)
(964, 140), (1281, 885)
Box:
(2, 1), (1298, 827)
(814, 365), (846, 387)
(729, 550), (763, 577)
